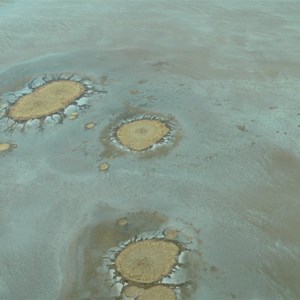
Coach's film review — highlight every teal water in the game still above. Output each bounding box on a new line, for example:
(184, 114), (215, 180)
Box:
(0, 1), (300, 299)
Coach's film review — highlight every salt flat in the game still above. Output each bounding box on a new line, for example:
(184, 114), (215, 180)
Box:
(0, 1), (300, 299)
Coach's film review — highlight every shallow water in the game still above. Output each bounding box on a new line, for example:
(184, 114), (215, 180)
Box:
(0, 1), (300, 299)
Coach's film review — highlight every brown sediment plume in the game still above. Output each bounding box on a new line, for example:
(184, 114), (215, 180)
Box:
(60, 211), (202, 299)
(115, 119), (170, 151)
(137, 285), (176, 300)
(8, 80), (86, 121)
(115, 239), (180, 284)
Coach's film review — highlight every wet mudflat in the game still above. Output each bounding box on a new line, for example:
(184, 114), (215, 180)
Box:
(0, 1), (300, 299)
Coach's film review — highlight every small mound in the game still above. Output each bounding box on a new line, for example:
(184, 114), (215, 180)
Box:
(116, 119), (170, 151)
(0, 143), (11, 152)
(0, 143), (16, 153)
(98, 162), (109, 171)
(123, 285), (144, 298)
(115, 239), (179, 284)
(85, 122), (96, 129)
(137, 285), (175, 300)
(8, 80), (86, 121)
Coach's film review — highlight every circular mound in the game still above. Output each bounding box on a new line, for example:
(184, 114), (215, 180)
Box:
(123, 285), (145, 298)
(69, 111), (79, 120)
(85, 122), (96, 129)
(115, 239), (179, 284)
(137, 285), (175, 300)
(115, 119), (170, 151)
(117, 217), (128, 227)
(99, 162), (109, 171)
(8, 80), (86, 121)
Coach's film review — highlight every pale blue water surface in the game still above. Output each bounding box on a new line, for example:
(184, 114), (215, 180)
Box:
(0, 1), (300, 299)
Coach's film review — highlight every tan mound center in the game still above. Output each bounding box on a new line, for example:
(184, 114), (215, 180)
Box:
(0, 143), (10, 152)
(115, 239), (179, 284)
(116, 119), (170, 151)
(137, 285), (176, 300)
(8, 80), (86, 121)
